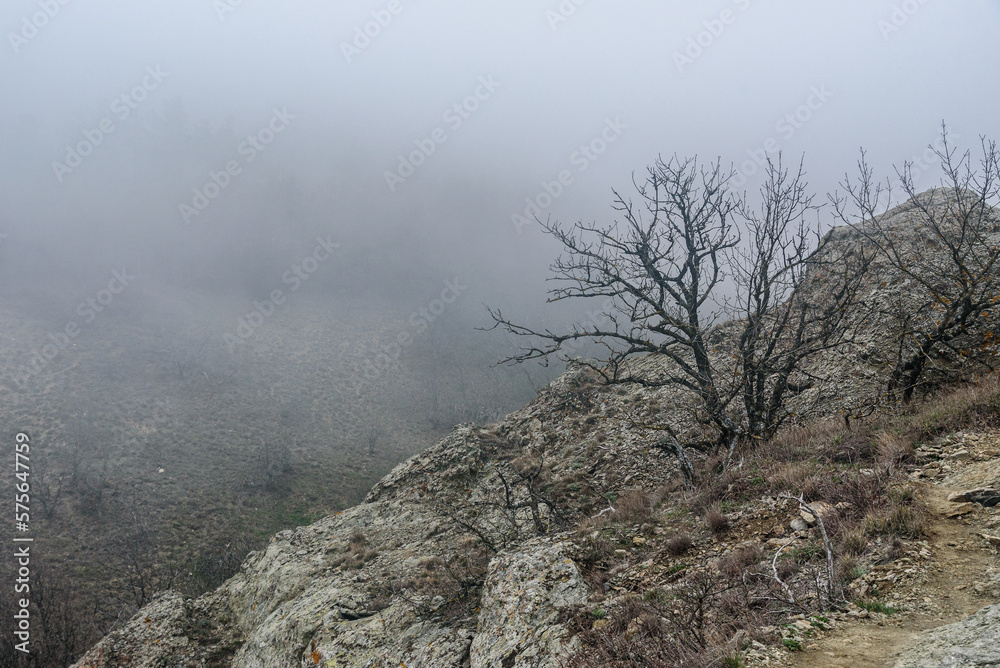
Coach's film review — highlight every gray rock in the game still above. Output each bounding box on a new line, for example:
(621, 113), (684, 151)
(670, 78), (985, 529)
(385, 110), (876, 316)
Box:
(949, 489), (1000, 507)
(790, 517), (809, 532)
(471, 538), (587, 668)
(800, 501), (836, 526)
(945, 503), (976, 518)
(892, 604), (1000, 668)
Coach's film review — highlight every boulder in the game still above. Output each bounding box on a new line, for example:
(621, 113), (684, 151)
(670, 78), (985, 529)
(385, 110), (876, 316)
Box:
(947, 488), (1000, 507)
(892, 604), (1000, 668)
(470, 538), (587, 668)
(944, 503), (976, 518)
(800, 501), (836, 526)
(790, 517), (809, 532)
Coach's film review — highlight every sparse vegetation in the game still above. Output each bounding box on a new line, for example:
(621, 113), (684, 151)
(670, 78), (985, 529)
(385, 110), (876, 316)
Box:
(833, 126), (1000, 403)
(856, 600), (900, 615)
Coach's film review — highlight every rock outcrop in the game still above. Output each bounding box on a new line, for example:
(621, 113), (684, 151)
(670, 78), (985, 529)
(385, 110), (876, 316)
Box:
(470, 538), (586, 667)
(892, 604), (1000, 668)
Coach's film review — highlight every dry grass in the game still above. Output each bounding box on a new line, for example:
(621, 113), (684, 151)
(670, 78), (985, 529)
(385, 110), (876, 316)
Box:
(705, 508), (730, 534)
(616, 489), (655, 525)
(908, 374), (1000, 439)
(769, 461), (824, 499)
(563, 374), (1000, 668)
(665, 533), (693, 556)
(876, 432), (914, 471)
(329, 529), (378, 570)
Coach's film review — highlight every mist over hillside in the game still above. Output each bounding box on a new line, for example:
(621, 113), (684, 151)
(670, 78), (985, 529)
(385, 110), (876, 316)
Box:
(1, 1), (1000, 666)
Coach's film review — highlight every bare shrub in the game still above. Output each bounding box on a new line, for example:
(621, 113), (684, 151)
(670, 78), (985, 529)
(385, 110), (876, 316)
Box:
(187, 535), (259, 594)
(705, 508), (730, 534)
(615, 489), (654, 525)
(819, 428), (879, 465)
(666, 533), (693, 556)
(875, 432), (914, 472)
(330, 529), (378, 570)
(717, 545), (763, 579)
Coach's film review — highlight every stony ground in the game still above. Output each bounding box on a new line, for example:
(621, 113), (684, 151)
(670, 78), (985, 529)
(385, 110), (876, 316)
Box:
(774, 431), (1000, 668)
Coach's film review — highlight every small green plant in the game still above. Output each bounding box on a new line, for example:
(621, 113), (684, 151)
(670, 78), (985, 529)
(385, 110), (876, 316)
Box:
(591, 607), (607, 619)
(666, 562), (688, 576)
(643, 588), (667, 603)
(856, 600), (900, 615)
(809, 617), (829, 630)
(722, 653), (746, 668)
(782, 638), (803, 651)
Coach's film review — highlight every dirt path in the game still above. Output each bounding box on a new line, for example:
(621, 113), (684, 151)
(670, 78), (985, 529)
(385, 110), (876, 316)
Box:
(783, 482), (999, 668)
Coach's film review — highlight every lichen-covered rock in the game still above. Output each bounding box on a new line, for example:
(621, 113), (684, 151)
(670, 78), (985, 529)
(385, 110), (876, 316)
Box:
(71, 591), (242, 668)
(471, 538), (587, 668)
(892, 604), (1000, 668)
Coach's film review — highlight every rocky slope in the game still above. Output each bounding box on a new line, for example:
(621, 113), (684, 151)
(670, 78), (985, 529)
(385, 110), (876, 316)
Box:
(72, 364), (684, 668)
(72, 190), (1000, 667)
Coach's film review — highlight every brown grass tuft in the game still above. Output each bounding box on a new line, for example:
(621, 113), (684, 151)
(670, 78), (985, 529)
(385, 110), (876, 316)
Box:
(665, 533), (693, 556)
(615, 489), (655, 525)
(705, 508), (730, 534)
(876, 432), (914, 471)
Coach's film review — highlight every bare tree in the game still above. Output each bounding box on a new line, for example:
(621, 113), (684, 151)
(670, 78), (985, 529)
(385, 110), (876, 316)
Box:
(832, 125), (1000, 402)
(102, 490), (182, 611)
(489, 155), (868, 483)
(435, 441), (566, 553)
(731, 157), (872, 447)
(244, 437), (291, 489)
(31, 451), (64, 520)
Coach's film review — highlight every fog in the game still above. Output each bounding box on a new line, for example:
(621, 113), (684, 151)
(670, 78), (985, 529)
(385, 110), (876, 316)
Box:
(4, 1), (998, 305)
(1, 2), (998, 660)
